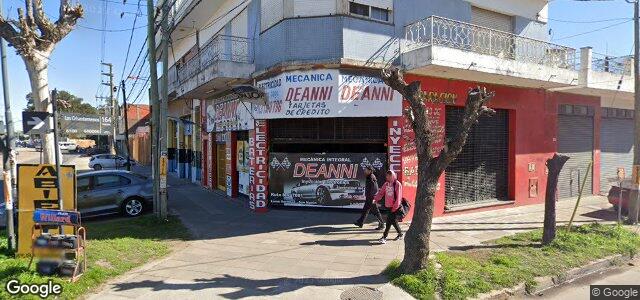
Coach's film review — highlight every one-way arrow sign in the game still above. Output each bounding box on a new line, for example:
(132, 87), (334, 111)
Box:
(22, 111), (51, 134)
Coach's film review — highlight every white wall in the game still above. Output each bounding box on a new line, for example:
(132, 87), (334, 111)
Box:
(199, 0), (251, 45)
(465, 0), (548, 21)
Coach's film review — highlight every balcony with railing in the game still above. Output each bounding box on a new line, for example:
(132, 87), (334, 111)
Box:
(402, 16), (579, 88)
(576, 48), (634, 94)
(171, 34), (254, 98)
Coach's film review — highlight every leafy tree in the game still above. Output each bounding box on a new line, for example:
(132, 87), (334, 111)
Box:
(25, 90), (98, 115)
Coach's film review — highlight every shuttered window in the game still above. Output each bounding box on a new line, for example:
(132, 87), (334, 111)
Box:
(471, 6), (513, 33)
(444, 107), (509, 207)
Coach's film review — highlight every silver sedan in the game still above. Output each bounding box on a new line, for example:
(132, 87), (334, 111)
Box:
(77, 170), (153, 217)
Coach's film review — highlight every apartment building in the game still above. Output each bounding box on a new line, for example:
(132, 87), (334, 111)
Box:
(159, 0), (634, 218)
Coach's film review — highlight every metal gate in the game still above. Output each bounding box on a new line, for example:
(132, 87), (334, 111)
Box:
(444, 107), (509, 207)
(600, 108), (634, 193)
(557, 105), (594, 199)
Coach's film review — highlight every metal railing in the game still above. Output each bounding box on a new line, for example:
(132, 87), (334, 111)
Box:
(404, 16), (577, 70)
(175, 35), (253, 85)
(591, 53), (632, 76)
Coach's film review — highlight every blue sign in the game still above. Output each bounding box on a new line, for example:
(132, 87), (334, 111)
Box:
(33, 209), (80, 226)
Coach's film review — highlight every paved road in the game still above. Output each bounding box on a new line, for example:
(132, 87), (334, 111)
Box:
(536, 255), (640, 299)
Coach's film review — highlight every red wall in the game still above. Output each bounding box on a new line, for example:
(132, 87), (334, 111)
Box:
(400, 75), (600, 217)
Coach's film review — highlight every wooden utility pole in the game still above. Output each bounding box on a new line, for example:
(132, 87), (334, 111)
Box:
(101, 62), (117, 154)
(629, 0), (640, 224)
(121, 80), (132, 171)
(159, 1), (170, 218)
(146, 0), (163, 218)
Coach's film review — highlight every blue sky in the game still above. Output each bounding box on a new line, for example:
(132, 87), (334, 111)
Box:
(0, 0), (636, 130)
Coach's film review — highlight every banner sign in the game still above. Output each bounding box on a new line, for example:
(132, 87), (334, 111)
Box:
(253, 69), (402, 119)
(269, 152), (387, 208)
(33, 209), (81, 226)
(249, 121), (268, 212)
(59, 113), (112, 136)
(17, 164), (76, 256)
(208, 98), (254, 133)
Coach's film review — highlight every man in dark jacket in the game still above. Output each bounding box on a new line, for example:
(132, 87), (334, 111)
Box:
(354, 165), (384, 229)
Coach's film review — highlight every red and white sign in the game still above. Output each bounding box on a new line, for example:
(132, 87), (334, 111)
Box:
(206, 97), (254, 133)
(250, 120), (269, 212)
(254, 69), (402, 119)
(388, 117), (403, 181)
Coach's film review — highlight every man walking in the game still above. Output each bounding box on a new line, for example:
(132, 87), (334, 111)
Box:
(354, 165), (384, 230)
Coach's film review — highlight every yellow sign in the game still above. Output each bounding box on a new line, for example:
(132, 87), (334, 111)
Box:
(160, 156), (168, 176)
(17, 164), (76, 256)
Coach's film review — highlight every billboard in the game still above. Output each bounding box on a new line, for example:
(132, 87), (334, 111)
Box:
(59, 113), (112, 136)
(253, 69), (403, 119)
(17, 164), (76, 256)
(269, 153), (387, 208)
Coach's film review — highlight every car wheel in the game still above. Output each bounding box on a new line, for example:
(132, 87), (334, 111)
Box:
(315, 187), (331, 206)
(122, 198), (144, 217)
(93, 164), (102, 171)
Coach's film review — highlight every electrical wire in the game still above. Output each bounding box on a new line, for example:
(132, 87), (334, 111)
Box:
(552, 19), (633, 41)
(117, 0), (143, 102)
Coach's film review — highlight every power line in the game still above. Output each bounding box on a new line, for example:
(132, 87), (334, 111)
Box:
(552, 19), (633, 41)
(118, 0), (143, 99)
(77, 23), (147, 32)
(544, 17), (632, 24)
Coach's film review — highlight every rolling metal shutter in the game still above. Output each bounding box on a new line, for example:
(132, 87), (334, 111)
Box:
(557, 105), (594, 199)
(600, 108), (634, 194)
(471, 7), (513, 33)
(444, 107), (509, 207)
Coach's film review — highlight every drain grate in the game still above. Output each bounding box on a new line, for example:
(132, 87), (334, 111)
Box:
(340, 286), (383, 300)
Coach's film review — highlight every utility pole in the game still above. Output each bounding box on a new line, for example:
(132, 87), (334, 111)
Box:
(146, 0), (163, 218)
(121, 80), (132, 171)
(631, 0), (640, 224)
(159, 1), (170, 218)
(0, 0), (15, 251)
(101, 62), (116, 155)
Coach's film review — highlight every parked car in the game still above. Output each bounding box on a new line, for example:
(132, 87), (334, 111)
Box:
(290, 179), (364, 205)
(59, 141), (78, 152)
(77, 170), (152, 217)
(88, 154), (137, 170)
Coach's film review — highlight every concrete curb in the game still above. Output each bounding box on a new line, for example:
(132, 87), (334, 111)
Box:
(473, 253), (633, 300)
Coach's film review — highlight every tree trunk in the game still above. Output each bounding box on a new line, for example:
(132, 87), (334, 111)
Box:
(24, 55), (55, 164)
(542, 153), (569, 245)
(400, 157), (439, 273)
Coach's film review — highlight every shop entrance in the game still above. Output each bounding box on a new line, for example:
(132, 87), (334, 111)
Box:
(557, 105), (594, 199)
(216, 143), (226, 191)
(444, 107), (509, 207)
(600, 108), (634, 194)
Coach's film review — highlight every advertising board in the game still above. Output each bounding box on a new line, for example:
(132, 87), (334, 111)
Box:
(269, 153), (387, 209)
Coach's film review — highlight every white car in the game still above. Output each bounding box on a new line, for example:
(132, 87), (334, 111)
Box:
(59, 142), (78, 152)
(89, 154), (137, 170)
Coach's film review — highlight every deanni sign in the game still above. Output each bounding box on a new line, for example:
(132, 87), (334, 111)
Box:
(254, 69), (402, 119)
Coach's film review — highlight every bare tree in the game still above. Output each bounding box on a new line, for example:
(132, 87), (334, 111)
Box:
(381, 68), (495, 273)
(0, 0), (83, 163)
(542, 153), (569, 245)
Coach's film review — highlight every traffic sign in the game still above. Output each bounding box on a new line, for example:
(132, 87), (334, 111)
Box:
(22, 111), (51, 134)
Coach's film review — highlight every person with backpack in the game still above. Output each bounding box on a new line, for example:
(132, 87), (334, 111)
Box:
(354, 165), (384, 230)
(373, 170), (403, 244)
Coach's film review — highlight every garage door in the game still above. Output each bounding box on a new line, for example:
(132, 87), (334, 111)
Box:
(444, 107), (509, 207)
(557, 105), (594, 199)
(600, 108), (634, 193)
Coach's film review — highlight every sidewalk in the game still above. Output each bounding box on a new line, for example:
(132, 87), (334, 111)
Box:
(89, 170), (618, 299)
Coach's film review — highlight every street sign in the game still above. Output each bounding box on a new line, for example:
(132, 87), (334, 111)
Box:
(16, 164), (76, 256)
(22, 111), (51, 134)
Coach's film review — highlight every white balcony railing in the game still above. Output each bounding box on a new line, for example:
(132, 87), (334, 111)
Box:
(175, 35), (253, 86)
(404, 16), (577, 70)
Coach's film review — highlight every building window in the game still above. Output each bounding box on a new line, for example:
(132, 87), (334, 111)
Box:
(349, 2), (369, 17)
(370, 7), (389, 22)
(348, 2), (391, 23)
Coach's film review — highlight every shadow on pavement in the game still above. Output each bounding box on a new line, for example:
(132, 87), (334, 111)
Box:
(109, 274), (386, 299)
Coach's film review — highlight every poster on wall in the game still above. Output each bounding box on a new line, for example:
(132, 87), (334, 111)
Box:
(208, 97), (254, 133)
(269, 153), (387, 209)
(254, 69), (403, 119)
